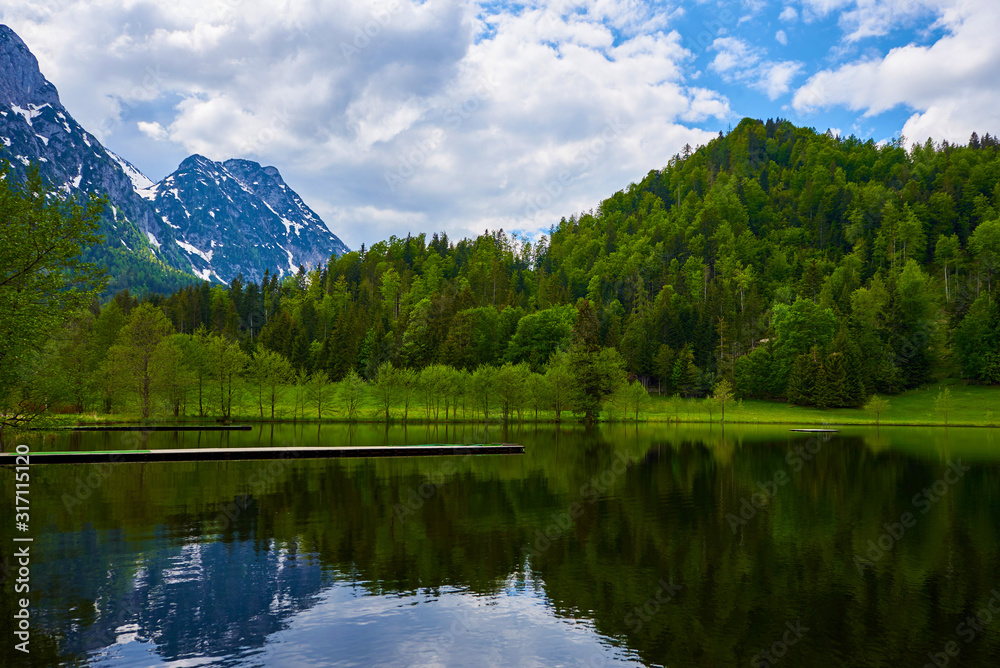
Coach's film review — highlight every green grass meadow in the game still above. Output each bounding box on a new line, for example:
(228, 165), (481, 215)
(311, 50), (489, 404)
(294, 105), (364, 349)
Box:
(44, 378), (1000, 428)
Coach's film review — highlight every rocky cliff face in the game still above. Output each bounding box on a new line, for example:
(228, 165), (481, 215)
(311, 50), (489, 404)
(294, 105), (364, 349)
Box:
(0, 24), (349, 289)
(0, 24), (188, 275)
(145, 156), (349, 283)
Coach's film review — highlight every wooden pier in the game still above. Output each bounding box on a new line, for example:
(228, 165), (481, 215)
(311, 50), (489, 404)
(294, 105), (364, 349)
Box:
(1, 444), (524, 464)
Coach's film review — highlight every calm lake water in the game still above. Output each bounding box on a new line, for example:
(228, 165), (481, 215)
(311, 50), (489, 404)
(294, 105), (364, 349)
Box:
(3, 423), (1000, 667)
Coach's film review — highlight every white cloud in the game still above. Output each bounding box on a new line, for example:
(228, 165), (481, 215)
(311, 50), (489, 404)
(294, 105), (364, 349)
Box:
(0, 0), (727, 249)
(756, 61), (804, 99)
(797, 0), (854, 22)
(837, 0), (939, 42)
(794, 0), (942, 41)
(137, 120), (168, 141)
(779, 7), (799, 23)
(792, 0), (1000, 145)
(739, 0), (769, 24)
(709, 37), (802, 100)
(709, 37), (761, 74)
(775, 29), (788, 45)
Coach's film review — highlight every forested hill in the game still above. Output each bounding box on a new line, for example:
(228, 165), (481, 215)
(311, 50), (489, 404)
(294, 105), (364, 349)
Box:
(107, 118), (1000, 406)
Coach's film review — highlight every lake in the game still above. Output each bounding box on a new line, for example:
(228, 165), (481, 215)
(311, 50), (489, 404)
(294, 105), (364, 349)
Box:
(3, 423), (1000, 667)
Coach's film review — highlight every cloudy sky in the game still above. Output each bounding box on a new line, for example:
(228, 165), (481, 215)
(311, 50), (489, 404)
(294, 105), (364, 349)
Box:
(2, 0), (998, 250)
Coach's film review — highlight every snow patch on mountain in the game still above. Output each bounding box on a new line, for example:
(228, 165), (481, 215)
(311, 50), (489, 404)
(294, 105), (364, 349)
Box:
(10, 103), (44, 125)
(107, 149), (154, 191)
(175, 239), (214, 263)
(191, 265), (213, 281)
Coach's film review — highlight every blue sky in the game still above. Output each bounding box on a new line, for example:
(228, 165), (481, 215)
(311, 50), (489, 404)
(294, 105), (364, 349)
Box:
(2, 0), (998, 250)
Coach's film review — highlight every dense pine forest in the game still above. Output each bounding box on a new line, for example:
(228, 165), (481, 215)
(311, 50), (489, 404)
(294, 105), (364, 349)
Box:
(6, 118), (1000, 424)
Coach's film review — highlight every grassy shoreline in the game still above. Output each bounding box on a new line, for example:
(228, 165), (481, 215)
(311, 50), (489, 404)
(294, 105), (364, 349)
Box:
(27, 380), (1000, 430)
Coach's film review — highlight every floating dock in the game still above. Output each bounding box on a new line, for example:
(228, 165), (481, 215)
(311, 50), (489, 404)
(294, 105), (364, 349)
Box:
(1, 444), (523, 464)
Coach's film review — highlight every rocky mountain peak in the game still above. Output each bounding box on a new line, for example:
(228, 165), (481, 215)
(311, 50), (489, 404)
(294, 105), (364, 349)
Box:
(0, 25), (60, 109)
(1, 23), (349, 291)
(177, 154), (218, 172)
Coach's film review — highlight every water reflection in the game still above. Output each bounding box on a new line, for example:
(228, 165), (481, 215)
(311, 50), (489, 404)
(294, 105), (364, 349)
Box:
(2, 424), (999, 667)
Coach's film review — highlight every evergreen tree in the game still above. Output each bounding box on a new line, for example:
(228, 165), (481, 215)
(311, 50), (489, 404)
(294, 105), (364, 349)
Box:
(653, 344), (676, 394)
(813, 359), (831, 409)
(786, 351), (815, 405)
(825, 351), (849, 408)
(672, 344), (699, 398)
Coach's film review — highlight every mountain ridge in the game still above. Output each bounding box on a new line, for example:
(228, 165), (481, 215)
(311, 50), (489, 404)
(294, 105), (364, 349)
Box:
(0, 23), (348, 291)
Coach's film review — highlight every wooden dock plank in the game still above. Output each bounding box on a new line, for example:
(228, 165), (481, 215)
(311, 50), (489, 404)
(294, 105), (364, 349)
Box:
(1, 444), (523, 464)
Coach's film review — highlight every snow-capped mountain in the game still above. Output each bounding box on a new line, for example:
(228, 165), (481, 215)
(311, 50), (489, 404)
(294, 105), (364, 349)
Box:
(0, 24), (348, 289)
(0, 25), (189, 280)
(143, 155), (349, 283)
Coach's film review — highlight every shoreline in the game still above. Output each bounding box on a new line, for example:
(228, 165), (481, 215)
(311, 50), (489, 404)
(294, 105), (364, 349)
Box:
(23, 415), (1000, 429)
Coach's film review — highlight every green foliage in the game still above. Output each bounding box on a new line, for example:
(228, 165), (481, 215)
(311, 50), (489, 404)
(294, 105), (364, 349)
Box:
(337, 370), (366, 420)
(106, 303), (175, 418)
(570, 346), (627, 423)
(671, 345), (699, 398)
(18, 119), (1000, 429)
(418, 364), (449, 419)
(495, 362), (531, 421)
(0, 165), (106, 433)
(504, 305), (575, 371)
(734, 346), (776, 399)
(372, 362), (401, 421)
(712, 378), (734, 422)
(208, 334), (249, 420)
(469, 364), (498, 421)
(155, 336), (198, 417)
(934, 386), (954, 425)
(249, 349), (296, 419)
(398, 367), (419, 421)
(954, 294), (1000, 383)
(627, 380), (652, 421)
(772, 299), (838, 391)
(864, 394), (891, 426)
(544, 351), (574, 422)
